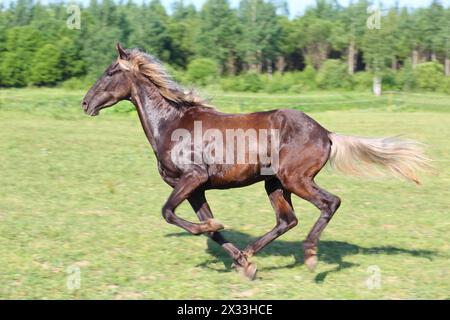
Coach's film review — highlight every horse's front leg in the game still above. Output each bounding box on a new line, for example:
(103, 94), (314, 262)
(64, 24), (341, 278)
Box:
(189, 191), (257, 280)
(162, 169), (224, 235)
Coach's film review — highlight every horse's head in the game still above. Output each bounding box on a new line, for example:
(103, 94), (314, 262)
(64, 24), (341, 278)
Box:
(82, 43), (133, 116)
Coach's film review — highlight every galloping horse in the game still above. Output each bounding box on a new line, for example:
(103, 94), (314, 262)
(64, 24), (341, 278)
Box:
(82, 44), (430, 279)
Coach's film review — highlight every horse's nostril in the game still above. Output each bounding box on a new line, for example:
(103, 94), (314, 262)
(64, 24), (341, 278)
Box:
(82, 100), (88, 110)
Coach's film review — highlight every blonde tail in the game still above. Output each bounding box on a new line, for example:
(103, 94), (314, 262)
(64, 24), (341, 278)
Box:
(328, 133), (431, 184)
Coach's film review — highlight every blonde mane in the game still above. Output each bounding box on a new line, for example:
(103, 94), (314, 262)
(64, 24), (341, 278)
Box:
(123, 49), (209, 109)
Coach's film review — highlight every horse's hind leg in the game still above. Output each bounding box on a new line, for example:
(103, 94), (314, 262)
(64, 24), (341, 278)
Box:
(242, 178), (298, 258)
(282, 177), (341, 271)
(188, 191), (257, 280)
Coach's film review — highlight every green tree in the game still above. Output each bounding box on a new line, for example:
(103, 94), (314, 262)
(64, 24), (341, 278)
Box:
(79, 4), (121, 77)
(186, 58), (219, 85)
(414, 61), (445, 91)
(0, 26), (42, 86)
(30, 44), (62, 86)
(339, 0), (370, 74)
(395, 8), (414, 65)
(291, 0), (339, 70)
(317, 59), (352, 89)
(168, 0), (200, 68)
(11, 0), (33, 26)
(0, 0), (449, 91)
(57, 37), (85, 79)
(238, 0), (281, 74)
(197, 0), (241, 74)
(276, 16), (296, 72)
(128, 0), (173, 61)
(0, 4), (9, 54)
(422, 1), (446, 61)
(384, 7), (401, 70)
(361, 7), (393, 95)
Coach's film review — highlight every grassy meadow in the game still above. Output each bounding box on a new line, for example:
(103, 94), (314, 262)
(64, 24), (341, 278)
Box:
(0, 88), (449, 299)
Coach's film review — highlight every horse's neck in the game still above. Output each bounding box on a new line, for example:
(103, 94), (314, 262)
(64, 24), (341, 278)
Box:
(132, 82), (181, 154)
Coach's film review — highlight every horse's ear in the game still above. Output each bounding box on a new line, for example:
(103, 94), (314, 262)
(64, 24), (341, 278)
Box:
(116, 42), (128, 60)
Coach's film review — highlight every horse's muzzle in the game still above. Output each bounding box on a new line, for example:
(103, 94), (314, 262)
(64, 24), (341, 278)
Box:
(81, 100), (99, 116)
(82, 100), (89, 112)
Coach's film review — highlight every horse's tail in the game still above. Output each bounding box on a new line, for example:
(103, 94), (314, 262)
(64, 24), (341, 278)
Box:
(328, 133), (431, 185)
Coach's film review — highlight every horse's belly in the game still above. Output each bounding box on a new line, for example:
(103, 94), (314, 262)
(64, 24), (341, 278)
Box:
(207, 164), (268, 189)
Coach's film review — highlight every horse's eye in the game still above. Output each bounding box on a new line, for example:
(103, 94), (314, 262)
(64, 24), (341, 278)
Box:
(107, 71), (113, 77)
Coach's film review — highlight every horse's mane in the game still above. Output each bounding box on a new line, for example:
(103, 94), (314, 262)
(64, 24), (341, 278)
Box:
(126, 49), (210, 109)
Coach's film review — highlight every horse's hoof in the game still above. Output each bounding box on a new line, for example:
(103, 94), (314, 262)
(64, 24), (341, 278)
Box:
(244, 262), (257, 280)
(234, 262), (257, 280)
(303, 242), (318, 272)
(305, 255), (318, 272)
(232, 260), (257, 280)
(207, 219), (224, 232)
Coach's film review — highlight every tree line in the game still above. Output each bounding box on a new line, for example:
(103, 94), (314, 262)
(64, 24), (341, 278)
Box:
(0, 0), (449, 93)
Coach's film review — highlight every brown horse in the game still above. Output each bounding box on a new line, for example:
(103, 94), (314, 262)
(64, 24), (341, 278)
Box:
(82, 44), (430, 280)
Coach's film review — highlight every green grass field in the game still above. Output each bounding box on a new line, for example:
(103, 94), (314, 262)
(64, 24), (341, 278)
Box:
(0, 88), (449, 299)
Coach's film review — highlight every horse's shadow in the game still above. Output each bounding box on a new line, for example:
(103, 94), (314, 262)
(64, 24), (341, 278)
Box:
(166, 230), (436, 283)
